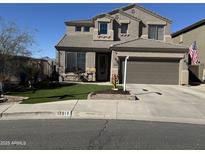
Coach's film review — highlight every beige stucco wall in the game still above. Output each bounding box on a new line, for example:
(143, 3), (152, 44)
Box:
(66, 25), (94, 35)
(65, 6), (172, 42)
(86, 52), (96, 81)
(110, 50), (119, 82)
(57, 50), (66, 74)
(93, 17), (114, 41)
(179, 53), (189, 85)
(110, 12), (140, 41)
(124, 7), (172, 42)
(92, 7), (171, 42)
(172, 25), (205, 79)
(172, 25), (205, 65)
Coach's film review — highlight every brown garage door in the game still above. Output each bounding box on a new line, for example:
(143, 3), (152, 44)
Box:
(121, 58), (179, 85)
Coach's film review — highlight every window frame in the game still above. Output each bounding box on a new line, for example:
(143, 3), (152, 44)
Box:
(66, 52), (86, 73)
(121, 23), (128, 34)
(83, 26), (90, 32)
(98, 22), (108, 35)
(148, 25), (164, 40)
(75, 26), (82, 32)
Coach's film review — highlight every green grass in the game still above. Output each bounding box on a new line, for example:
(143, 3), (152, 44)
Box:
(10, 84), (111, 104)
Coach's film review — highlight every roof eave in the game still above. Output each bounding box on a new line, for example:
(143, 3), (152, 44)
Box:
(64, 19), (94, 26)
(55, 46), (110, 52)
(111, 46), (188, 53)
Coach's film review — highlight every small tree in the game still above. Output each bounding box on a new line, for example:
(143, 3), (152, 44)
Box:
(0, 17), (35, 83)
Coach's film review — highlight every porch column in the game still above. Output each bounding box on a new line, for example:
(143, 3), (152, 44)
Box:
(57, 50), (66, 74)
(179, 53), (189, 85)
(86, 52), (96, 81)
(110, 50), (119, 82)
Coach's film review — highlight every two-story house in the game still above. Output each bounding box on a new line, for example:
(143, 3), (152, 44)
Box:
(55, 4), (189, 85)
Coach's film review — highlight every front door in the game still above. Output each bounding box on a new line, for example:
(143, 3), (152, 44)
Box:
(96, 53), (110, 81)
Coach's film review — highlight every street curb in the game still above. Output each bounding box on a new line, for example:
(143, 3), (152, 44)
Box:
(71, 111), (205, 125)
(2, 110), (205, 126)
(1, 110), (72, 119)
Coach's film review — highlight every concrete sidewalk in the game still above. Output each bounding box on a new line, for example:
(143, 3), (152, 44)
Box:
(0, 100), (78, 120)
(1, 98), (205, 125)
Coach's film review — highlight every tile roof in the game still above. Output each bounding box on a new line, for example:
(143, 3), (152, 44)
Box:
(112, 38), (188, 50)
(56, 35), (188, 52)
(65, 19), (94, 26)
(55, 34), (121, 51)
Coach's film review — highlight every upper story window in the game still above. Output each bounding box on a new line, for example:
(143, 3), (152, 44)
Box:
(83, 26), (90, 32)
(148, 25), (164, 40)
(121, 23), (128, 34)
(99, 22), (108, 35)
(75, 26), (81, 32)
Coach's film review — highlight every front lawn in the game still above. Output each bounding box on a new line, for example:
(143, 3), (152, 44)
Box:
(10, 84), (111, 104)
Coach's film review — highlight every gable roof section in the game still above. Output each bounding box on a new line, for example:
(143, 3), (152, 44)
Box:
(93, 3), (171, 23)
(64, 4), (171, 27)
(172, 18), (205, 38)
(118, 9), (141, 22)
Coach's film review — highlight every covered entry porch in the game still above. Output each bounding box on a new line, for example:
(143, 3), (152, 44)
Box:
(57, 49), (111, 82)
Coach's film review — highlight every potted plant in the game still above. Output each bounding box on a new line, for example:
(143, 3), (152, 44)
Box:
(112, 74), (119, 91)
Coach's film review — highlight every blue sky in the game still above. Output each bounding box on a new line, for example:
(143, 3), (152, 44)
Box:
(0, 3), (204, 58)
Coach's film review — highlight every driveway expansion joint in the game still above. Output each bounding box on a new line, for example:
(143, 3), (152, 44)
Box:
(70, 99), (79, 117)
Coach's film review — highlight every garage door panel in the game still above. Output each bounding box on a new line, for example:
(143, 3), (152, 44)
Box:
(121, 58), (179, 85)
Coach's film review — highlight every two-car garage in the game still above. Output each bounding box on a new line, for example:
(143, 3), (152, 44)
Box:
(111, 38), (188, 85)
(120, 58), (180, 85)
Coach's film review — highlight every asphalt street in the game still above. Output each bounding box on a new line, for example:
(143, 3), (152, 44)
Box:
(0, 119), (205, 150)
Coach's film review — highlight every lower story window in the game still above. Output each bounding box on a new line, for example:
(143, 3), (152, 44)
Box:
(66, 52), (86, 73)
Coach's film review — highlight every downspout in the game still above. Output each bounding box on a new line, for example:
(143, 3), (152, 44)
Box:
(123, 56), (129, 91)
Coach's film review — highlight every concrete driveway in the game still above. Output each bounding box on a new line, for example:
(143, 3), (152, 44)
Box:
(127, 84), (205, 102)
(125, 84), (205, 123)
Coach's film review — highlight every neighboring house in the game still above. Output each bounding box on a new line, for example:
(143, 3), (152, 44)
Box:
(172, 19), (205, 82)
(0, 54), (54, 83)
(55, 4), (188, 85)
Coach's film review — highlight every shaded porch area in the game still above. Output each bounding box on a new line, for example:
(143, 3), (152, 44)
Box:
(57, 50), (111, 82)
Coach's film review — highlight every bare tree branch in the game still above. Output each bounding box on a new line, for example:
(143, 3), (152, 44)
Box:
(0, 17), (36, 82)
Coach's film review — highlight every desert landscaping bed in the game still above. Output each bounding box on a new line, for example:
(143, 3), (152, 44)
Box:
(88, 89), (137, 100)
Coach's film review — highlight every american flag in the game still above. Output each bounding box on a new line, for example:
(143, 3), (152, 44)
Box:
(189, 41), (200, 65)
